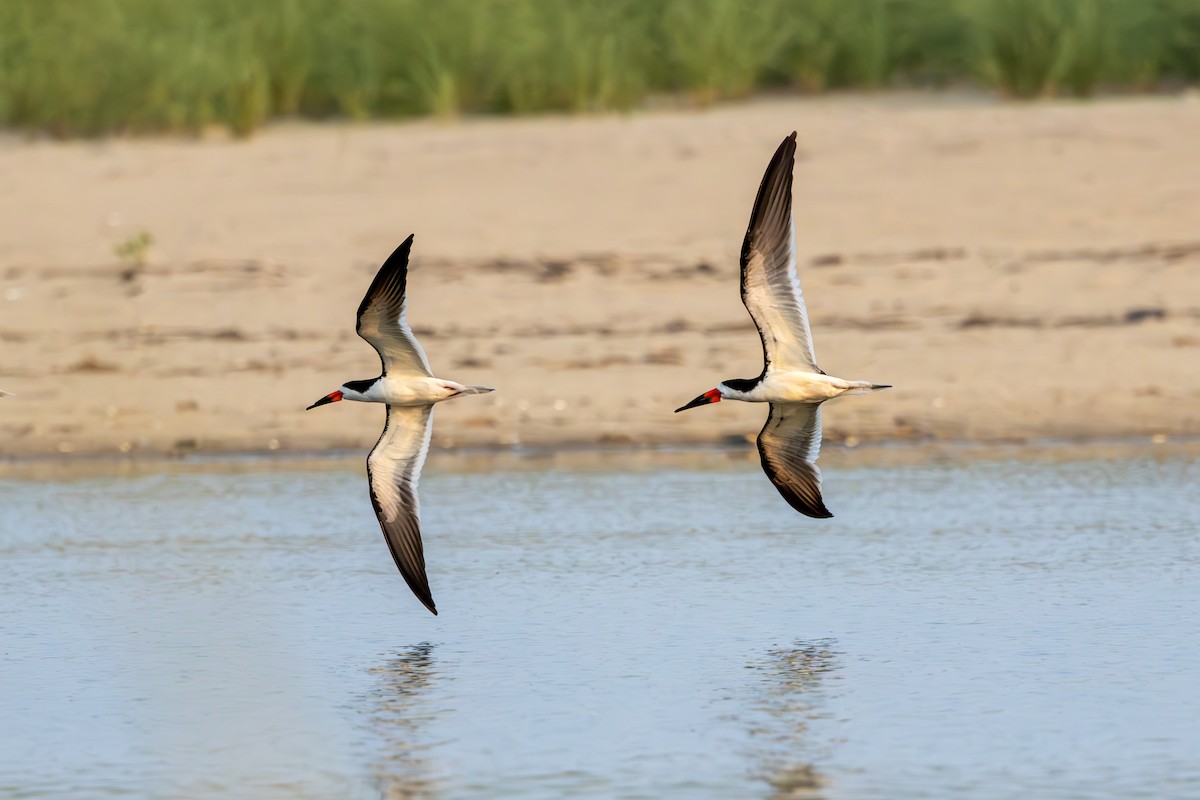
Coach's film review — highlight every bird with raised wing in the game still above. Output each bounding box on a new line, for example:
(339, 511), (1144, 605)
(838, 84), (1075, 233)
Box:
(307, 235), (493, 614)
(675, 133), (890, 518)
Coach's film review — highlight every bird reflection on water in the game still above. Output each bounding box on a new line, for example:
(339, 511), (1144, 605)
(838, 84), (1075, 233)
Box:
(746, 639), (841, 800)
(364, 642), (444, 799)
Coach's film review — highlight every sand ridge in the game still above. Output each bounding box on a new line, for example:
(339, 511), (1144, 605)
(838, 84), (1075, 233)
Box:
(1, 93), (1199, 457)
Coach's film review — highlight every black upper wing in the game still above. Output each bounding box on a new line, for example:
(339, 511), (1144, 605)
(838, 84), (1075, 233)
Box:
(740, 133), (821, 375)
(356, 235), (433, 377)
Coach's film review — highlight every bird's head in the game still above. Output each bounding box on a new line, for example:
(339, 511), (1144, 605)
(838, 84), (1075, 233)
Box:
(306, 379), (374, 410)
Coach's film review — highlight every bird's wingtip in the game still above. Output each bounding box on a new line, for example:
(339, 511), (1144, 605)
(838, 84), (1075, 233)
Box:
(409, 584), (437, 615)
(411, 584), (438, 615)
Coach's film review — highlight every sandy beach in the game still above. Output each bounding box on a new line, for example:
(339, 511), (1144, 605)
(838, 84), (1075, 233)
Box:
(1, 92), (1199, 458)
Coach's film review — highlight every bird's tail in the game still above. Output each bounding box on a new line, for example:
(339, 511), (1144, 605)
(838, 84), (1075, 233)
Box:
(842, 381), (891, 396)
(461, 385), (495, 395)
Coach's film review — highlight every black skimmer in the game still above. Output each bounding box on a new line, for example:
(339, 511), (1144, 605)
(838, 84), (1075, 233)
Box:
(675, 133), (890, 518)
(307, 235), (493, 615)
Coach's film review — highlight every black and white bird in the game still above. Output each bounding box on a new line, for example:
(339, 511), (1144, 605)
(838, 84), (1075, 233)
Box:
(307, 235), (493, 615)
(675, 132), (890, 518)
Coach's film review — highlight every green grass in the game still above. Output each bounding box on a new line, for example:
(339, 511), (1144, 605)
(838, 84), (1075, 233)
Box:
(1, 0), (1198, 137)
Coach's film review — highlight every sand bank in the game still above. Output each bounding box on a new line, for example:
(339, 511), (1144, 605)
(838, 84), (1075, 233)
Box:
(2, 93), (1198, 458)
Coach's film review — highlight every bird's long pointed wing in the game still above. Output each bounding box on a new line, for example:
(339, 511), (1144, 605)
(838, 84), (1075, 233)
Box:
(356, 235), (434, 378)
(740, 132), (820, 375)
(757, 402), (832, 518)
(367, 404), (437, 614)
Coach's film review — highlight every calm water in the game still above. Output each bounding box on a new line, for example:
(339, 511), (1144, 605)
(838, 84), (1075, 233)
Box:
(2, 452), (1198, 799)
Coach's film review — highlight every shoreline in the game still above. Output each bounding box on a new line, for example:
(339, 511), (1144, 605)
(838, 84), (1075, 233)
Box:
(3, 434), (1196, 481)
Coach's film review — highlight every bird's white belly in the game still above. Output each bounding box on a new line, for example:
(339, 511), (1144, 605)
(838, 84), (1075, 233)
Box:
(372, 376), (452, 405)
(755, 371), (848, 403)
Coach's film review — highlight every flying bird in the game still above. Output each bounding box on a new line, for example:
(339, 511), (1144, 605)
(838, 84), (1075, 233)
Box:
(307, 235), (493, 614)
(675, 133), (890, 518)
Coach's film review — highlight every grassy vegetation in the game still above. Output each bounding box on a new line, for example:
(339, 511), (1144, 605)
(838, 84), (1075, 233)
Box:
(1, 0), (1198, 136)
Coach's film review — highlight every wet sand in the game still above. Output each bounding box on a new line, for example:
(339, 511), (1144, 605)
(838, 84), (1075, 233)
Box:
(2, 92), (1199, 457)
